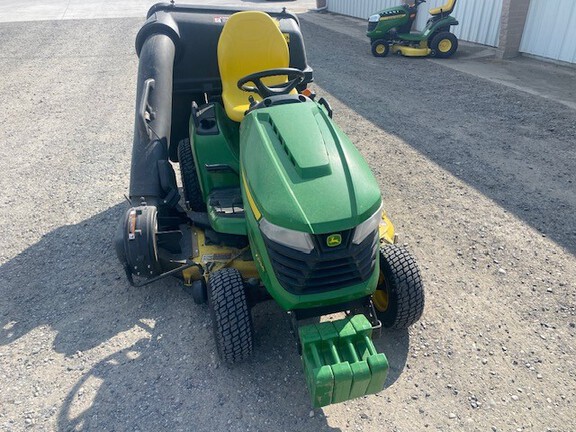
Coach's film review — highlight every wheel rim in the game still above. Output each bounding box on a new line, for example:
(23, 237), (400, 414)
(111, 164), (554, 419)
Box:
(375, 44), (386, 55)
(373, 272), (389, 311)
(438, 39), (452, 53)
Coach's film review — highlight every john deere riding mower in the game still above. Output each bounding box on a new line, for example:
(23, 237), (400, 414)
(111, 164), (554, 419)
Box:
(367, 0), (459, 58)
(116, 3), (424, 407)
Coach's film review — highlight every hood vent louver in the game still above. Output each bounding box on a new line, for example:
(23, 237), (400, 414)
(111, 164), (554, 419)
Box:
(261, 110), (331, 180)
(267, 117), (298, 169)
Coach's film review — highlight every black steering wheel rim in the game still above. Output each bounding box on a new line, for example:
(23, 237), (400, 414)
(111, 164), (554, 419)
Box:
(237, 68), (305, 98)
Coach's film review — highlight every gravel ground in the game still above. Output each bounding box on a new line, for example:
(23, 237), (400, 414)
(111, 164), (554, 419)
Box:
(1, 10), (575, 432)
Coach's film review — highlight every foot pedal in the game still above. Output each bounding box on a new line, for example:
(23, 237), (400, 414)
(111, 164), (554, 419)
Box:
(299, 315), (388, 407)
(208, 188), (244, 217)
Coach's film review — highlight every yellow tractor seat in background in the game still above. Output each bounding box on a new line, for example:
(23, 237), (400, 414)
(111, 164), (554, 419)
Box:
(429, 0), (457, 16)
(217, 11), (291, 122)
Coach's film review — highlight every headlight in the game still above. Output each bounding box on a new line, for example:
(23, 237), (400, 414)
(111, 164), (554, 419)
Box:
(259, 218), (314, 254)
(368, 14), (380, 23)
(352, 205), (383, 245)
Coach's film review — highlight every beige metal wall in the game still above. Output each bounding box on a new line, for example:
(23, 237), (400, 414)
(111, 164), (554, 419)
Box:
(520, 0), (576, 64)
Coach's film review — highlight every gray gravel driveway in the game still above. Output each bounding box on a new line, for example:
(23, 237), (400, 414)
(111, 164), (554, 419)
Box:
(1, 9), (575, 432)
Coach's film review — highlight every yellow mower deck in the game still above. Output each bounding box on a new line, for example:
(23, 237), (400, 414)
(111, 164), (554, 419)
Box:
(391, 41), (431, 57)
(180, 227), (258, 284)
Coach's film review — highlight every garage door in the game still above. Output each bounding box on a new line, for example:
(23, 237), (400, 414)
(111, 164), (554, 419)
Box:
(328, 0), (502, 47)
(520, 0), (576, 64)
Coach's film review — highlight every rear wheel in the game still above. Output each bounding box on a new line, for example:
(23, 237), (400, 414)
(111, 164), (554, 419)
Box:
(430, 32), (458, 58)
(208, 268), (254, 364)
(371, 39), (390, 57)
(373, 245), (425, 329)
(177, 139), (206, 211)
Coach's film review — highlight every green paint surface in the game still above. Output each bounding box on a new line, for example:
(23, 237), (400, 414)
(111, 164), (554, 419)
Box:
(299, 315), (389, 407)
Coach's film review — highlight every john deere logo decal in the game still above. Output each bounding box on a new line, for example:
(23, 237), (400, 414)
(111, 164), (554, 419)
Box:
(326, 234), (342, 247)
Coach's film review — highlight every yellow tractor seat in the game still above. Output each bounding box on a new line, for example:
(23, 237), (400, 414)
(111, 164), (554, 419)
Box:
(429, 0), (457, 16)
(217, 11), (291, 122)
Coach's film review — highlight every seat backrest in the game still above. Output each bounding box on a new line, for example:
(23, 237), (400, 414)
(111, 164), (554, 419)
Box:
(217, 11), (290, 122)
(429, 0), (457, 16)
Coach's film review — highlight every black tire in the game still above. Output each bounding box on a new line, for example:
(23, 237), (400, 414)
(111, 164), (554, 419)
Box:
(177, 139), (206, 211)
(371, 40), (390, 57)
(429, 32), (458, 58)
(373, 245), (425, 329)
(184, 279), (207, 305)
(208, 268), (253, 364)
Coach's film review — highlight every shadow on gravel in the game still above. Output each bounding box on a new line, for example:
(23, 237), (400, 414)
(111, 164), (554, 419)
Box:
(299, 13), (576, 256)
(0, 204), (134, 355)
(0, 204), (346, 431)
(374, 329), (409, 389)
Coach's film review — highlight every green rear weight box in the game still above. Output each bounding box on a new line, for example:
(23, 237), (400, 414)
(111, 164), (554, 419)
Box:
(299, 314), (389, 407)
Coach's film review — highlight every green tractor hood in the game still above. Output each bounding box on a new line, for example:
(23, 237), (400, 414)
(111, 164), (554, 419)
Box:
(240, 101), (381, 234)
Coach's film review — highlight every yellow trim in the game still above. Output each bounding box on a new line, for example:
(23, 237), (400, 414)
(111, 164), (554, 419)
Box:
(379, 14), (405, 21)
(378, 212), (395, 245)
(373, 273), (389, 312)
(373, 290), (389, 311)
(375, 44), (386, 55)
(438, 39), (453, 53)
(241, 171), (261, 221)
(374, 211), (395, 312)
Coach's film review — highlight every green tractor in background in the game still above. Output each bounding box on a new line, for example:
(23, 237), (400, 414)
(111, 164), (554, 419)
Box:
(367, 0), (459, 58)
(116, 4), (425, 407)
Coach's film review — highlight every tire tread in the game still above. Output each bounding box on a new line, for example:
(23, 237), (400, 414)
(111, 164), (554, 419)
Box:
(208, 268), (253, 364)
(378, 245), (425, 329)
(178, 139), (206, 212)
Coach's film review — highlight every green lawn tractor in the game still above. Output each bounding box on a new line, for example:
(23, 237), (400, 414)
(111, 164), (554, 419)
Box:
(116, 3), (425, 408)
(367, 0), (459, 58)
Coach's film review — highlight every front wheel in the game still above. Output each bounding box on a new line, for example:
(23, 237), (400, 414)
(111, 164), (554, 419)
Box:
(373, 245), (425, 329)
(371, 40), (390, 57)
(208, 268), (254, 364)
(429, 32), (458, 58)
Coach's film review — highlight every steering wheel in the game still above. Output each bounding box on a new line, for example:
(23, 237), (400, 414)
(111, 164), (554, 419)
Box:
(237, 68), (305, 98)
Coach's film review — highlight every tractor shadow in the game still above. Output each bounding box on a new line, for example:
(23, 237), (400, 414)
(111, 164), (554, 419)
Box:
(299, 13), (576, 257)
(0, 204), (343, 431)
(373, 329), (409, 389)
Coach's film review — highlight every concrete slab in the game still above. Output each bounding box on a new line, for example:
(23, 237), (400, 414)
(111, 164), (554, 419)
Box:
(432, 42), (576, 111)
(0, 0), (316, 22)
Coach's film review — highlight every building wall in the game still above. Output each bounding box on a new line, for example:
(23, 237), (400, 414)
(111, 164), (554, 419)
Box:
(519, 0), (576, 64)
(327, 0), (503, 47)
(497, 0), (531, 58)
(448, 0), (502, 47)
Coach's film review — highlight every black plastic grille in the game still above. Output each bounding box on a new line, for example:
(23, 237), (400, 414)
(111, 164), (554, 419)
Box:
(263, 229), (378, 295)
(368, 21), (377, 32)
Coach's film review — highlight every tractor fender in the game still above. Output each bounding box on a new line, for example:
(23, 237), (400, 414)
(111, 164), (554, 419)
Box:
(424, 17), (459, 43)
(426, 16), (459, 33)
